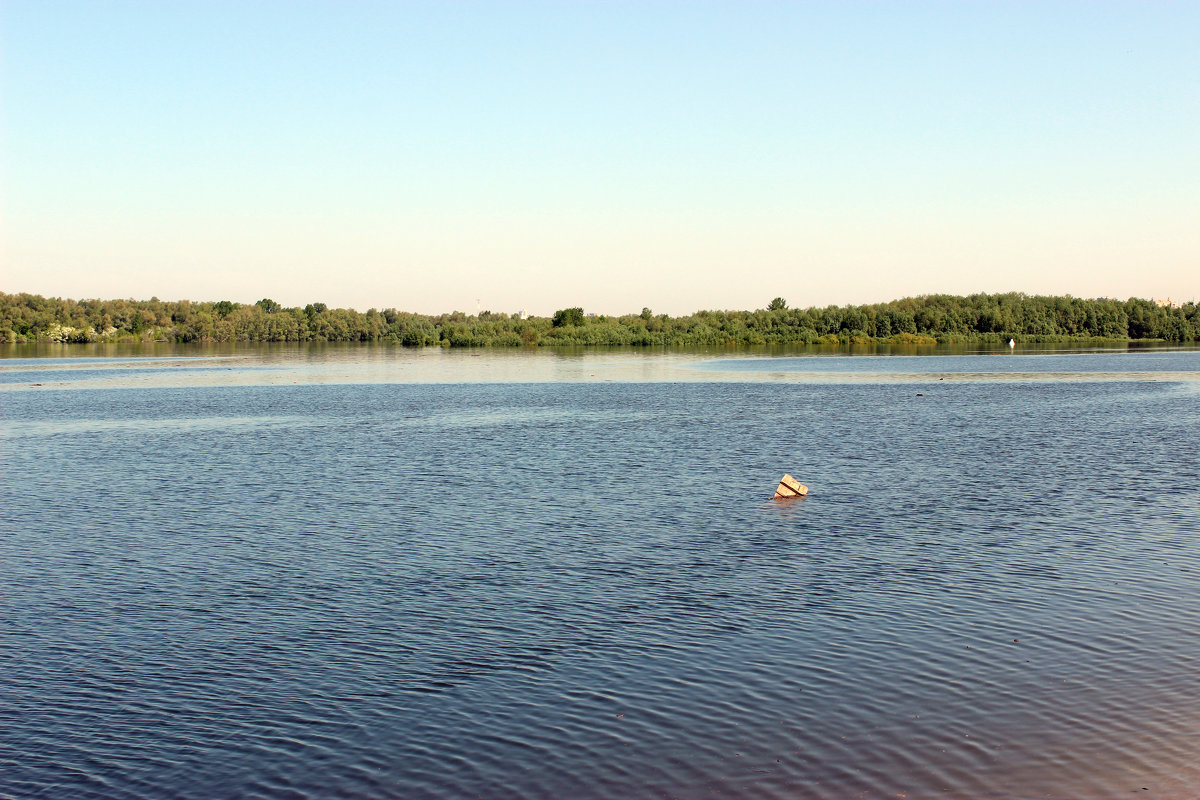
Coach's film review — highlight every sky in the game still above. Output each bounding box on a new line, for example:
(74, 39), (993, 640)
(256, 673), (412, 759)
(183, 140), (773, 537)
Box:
(2, 1), (1198, 316)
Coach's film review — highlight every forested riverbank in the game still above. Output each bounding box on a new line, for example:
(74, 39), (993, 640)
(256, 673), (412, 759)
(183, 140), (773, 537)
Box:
(2, 291), (1197, 346)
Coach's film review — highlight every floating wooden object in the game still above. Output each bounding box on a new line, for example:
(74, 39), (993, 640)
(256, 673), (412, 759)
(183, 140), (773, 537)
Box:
(772, 474), (809, 500)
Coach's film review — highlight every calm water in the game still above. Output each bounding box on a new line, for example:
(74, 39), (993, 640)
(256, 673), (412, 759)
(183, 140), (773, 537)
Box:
(3, 347), (1200, 799)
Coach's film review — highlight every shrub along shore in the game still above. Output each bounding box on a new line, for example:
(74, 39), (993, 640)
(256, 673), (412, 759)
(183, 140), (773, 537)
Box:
(2, 291), (1197, 346)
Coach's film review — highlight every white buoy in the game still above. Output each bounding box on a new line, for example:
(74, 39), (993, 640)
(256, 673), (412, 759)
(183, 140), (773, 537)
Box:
(1008, 338), (1015, 349)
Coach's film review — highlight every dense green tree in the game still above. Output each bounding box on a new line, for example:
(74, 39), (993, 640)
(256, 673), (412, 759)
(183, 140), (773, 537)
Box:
(552, 307), (585, 327)
(2, 291), (1197, 346)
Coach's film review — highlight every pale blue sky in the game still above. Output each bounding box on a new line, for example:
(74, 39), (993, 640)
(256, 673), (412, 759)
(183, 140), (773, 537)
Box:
(3, 1), (1198, 315)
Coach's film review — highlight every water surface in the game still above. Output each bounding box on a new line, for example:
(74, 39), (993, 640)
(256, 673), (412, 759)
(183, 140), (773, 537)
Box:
(3, 347), (1199, 799)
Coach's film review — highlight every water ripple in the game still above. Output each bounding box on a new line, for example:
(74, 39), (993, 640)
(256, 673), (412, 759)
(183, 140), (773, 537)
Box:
(3, 377), (1199, 798)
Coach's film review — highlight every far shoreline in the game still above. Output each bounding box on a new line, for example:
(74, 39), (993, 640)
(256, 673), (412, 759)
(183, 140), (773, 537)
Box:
(3, 291), (1196, 347)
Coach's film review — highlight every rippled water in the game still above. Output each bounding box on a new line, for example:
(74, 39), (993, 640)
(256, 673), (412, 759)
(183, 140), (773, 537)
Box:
(3, 347), (1200, 799)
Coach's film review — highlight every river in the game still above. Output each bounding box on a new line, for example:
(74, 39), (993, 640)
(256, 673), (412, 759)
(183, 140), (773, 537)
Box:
(3, 345), (1199, 799)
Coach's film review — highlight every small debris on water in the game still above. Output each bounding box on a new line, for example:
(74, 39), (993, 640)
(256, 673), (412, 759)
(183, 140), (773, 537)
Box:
(772, 474), (809, 500)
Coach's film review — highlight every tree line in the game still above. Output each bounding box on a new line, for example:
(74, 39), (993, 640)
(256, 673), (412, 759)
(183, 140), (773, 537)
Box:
(2, 291), (1197, 346)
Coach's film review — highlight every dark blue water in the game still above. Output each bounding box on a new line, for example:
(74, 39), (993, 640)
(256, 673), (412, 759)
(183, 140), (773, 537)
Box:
(3, 354), (1200, 799)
